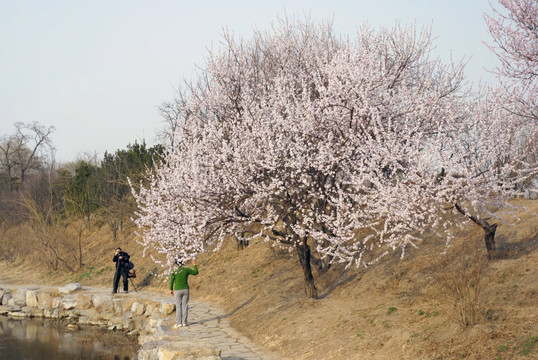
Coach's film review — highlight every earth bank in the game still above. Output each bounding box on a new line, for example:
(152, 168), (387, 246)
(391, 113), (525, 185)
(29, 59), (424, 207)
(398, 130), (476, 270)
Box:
(0, 199), (537, 359)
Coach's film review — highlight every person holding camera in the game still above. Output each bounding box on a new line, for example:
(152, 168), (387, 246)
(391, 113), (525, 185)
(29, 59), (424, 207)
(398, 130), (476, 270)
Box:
(170, 258), (198, 328)
(112, 247), (130, 294)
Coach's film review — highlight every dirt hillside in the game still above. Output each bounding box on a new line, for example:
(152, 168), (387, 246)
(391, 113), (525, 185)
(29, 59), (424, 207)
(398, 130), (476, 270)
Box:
(1, 199), (537, 359)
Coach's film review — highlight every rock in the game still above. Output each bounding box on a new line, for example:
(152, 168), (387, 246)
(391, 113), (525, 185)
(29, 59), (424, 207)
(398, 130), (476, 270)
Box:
(131, 302), (146, 316)
(160, 302), (175, 315)
(92, 294), (114, 312)
(75, 294), (93, 309)
(77, 308), (98, 320)
(44, 308), (61, 318)
(67, 324), (79, 330)
(61, 295), (78, 310)
(100, 312), (114, 321)
(1, 291), (11, 305)
(78, 316), (91, 325)
(21, 306), (34, 314)
(12, 289), (28, 306)
(52, 297), (62, 309)
(59, 283), (82, 294)
(138, 339), (221, 360)
(0, 304), (21, 313)
(144, 304), (154, 317)
(108, 325), (117, 331)
(26, 290), (39, 307)
(122, 319), (135, 331)
(88, 318), (107, 326)
(149, 318), (163, 328)
(37, 292), (54, 309)
(113, 298), (124, 313)
(122, 311), (133, 322)
(0, 289), (6, 305)
(8, 310), (27, 318)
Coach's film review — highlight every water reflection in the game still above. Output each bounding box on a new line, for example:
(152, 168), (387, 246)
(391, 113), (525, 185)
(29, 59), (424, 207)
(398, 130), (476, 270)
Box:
(0, 316), (139, 360)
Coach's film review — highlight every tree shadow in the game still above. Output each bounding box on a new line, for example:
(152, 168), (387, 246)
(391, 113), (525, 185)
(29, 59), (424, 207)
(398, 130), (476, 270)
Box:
(318, 271), (360, 300)
(494, 231), (538, 260)
(191, 296), (257, 325)
(137, 268), (158, 288)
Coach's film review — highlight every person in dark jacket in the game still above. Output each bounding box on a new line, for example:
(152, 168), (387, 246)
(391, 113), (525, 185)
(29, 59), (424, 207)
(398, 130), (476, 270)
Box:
(112, 247), (130, 294)
(170, 258), (198, 327)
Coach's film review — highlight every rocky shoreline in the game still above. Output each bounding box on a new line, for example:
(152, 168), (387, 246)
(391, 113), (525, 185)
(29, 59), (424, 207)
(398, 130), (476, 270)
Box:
(0, 283), (222, 360)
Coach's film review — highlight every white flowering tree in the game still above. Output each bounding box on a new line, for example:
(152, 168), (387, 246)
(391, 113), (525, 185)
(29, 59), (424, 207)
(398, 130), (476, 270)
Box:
(484, 0), (537, 123)
(133, 19), (473, 298)
(484, 0), (538, 198)
(133, 18), (534, 298)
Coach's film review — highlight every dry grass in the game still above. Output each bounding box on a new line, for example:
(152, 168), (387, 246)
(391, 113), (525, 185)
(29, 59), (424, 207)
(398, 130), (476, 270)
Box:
(1, 199), (537, 359)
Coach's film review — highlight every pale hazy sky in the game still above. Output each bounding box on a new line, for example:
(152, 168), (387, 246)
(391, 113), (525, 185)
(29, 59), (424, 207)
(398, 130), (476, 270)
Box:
(0, 0), (500, 163)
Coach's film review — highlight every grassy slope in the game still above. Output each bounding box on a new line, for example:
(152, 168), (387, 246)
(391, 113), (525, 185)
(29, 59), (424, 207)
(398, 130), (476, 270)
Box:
(1, 199), (537, 359)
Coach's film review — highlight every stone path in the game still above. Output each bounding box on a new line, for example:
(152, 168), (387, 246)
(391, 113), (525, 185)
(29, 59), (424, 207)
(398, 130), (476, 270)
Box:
(127, 288), (274, 360)
(1, 283), (275, 360)
(159, 300), (273, 360)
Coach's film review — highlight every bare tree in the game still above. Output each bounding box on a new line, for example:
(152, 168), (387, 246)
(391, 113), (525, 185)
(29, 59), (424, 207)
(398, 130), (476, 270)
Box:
(9, 122), (55, 186)
(0, 136), (18, 189)
(21, 158), (76, 272)
(157, 88), (191, 147)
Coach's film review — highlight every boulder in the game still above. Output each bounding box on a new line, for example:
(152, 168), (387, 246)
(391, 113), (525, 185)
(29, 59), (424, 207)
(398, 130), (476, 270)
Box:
(12, 289), (28, 306)
(92, 294), (114, 312)
(122, 311), (133, 322)
(116, 297), (136, 313)
(8, 311), (27, 318)
(0, 304), (21, 314)
(160, 302), (175, 315)
(137, 338), (221, 360)
(61, 295), (78, 310)
(22, 306), (44, 318)
(26, 290), (39, 307)
(59, 283), (82, 294)
(131, 302), (146, 316)
(1, 291), (12, 306)
(52, 297), (62, 309)
(37, 292), (54, 309)
(0, 289), (6, 305)
(78, 316), (92, 325)
(75, 294), (93, 309)
(44, 308), (60, 318)
(144, 304), (154, 317)
(113, 299), (124, 313)
(76, 308), (98, 321)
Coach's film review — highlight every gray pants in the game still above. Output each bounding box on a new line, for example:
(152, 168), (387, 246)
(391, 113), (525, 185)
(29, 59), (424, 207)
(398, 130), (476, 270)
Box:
(174, 289), (189, 325)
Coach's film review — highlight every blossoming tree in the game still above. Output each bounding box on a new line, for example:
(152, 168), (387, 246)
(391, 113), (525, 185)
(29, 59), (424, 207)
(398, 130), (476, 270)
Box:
(484, 0), (537, 124)
(483, 0), (537, 200)
(132, 18), (534, 298)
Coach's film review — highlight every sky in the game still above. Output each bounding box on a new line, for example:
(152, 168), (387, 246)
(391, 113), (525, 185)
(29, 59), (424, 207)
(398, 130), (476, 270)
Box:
(0, 0), (501, 163)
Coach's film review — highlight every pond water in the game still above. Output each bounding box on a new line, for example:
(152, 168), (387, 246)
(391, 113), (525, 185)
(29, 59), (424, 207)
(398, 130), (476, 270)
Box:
(0, 316), (139, 360)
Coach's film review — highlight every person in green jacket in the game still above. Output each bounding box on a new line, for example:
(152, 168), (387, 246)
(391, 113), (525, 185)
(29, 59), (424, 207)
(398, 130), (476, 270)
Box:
(170, 258), (198, 328)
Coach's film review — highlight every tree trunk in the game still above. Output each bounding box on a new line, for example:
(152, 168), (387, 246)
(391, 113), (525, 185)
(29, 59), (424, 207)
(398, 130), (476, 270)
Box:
(454, 203), (497, 259)
(77, 228), (84, 268)
(483, 223), (498, 259)
(311, 254), (331, 273)
(296, 242), (318, 299)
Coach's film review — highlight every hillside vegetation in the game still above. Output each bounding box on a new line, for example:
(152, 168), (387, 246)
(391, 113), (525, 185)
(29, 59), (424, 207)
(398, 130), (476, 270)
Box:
(1, 199), (537, 359)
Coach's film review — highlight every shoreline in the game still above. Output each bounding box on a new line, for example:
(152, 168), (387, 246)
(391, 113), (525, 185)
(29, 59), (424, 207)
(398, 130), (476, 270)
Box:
(0, 283), (273, 359)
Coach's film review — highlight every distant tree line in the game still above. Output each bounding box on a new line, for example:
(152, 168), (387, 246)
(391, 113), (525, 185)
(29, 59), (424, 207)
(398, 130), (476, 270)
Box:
(0, 121), (163, 271)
